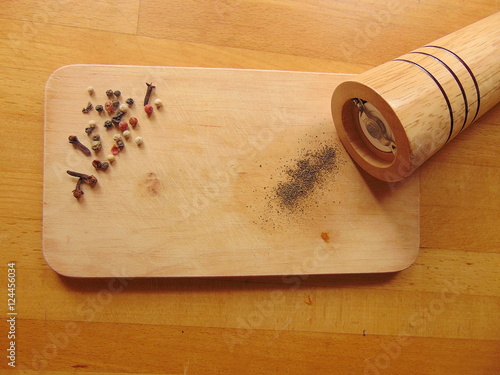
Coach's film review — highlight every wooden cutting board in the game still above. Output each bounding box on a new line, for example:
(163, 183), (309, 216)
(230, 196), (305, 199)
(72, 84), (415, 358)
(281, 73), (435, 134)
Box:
(43, 65), (419, 277)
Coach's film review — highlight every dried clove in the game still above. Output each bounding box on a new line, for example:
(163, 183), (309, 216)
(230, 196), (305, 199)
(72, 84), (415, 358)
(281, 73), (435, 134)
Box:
(82, 101), (93, 113)
(68, 135), (91, 156)
(92, 160), (109, 170)
(66, 170), (98, 187)
(72, 178), (84, 199)
(144, 82), (155, 106)
(67, 170), (98, 198)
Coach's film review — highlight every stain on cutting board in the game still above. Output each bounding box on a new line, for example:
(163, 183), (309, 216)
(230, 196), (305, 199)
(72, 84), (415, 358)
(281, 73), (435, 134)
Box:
(137, 172), (163, 197)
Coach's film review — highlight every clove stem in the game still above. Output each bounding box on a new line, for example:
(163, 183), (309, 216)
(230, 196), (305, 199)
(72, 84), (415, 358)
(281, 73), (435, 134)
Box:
(66, 170), (98, 188)
(72, 178), (84, 199)
(68, 135), (91, 156)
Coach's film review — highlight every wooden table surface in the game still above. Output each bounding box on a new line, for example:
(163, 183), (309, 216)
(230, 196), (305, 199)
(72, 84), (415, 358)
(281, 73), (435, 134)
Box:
(1, 1), (499, 374)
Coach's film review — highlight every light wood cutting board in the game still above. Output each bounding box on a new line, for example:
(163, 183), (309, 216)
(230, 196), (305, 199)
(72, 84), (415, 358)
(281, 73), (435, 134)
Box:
(43, 65), (419, 277)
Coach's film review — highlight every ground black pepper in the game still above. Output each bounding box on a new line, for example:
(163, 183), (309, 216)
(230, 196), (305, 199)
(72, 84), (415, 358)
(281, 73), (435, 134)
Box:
(273, 144), (339, 210)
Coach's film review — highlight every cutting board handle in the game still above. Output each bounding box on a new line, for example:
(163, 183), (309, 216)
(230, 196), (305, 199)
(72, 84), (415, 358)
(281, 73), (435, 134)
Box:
(332, 12), (500, 181)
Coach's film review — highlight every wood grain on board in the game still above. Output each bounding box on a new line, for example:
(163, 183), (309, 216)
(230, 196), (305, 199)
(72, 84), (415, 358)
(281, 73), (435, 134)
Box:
(43, 65), (419, 277)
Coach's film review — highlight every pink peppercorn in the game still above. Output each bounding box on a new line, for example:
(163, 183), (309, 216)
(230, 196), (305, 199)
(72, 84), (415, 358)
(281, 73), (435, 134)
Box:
(111, 145), (120, 155)
(104, 101), (114, 114)
(119, 121), (129, 131)
(129, 117), (138, 127)
(144, 104), (153, 115)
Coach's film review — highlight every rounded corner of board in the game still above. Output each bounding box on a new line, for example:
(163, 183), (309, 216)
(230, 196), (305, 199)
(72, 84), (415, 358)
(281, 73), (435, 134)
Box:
(42, 248), (79, 278)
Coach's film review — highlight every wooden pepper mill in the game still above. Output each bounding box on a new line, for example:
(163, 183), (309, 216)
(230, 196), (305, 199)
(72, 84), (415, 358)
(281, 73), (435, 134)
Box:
(332, 12), (500, 181)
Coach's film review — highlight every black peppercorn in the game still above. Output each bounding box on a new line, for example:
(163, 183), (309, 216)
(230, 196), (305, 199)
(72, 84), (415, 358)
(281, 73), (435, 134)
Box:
(104, 120), (113, 129)
(95, 104), (104, 113)
(111, 99), (120, 109)
(106, 89), (114, 98)
(113, 90), (121, 97)
(125, 98), (134, 106)
(82, 101), (93, 113)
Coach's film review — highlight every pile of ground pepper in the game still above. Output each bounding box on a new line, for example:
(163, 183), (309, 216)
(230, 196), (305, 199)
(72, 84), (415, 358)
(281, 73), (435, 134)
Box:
(274, 144), (339, 210)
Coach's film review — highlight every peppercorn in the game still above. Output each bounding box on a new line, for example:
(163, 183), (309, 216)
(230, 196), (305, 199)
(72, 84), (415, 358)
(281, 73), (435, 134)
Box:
(87, 86), (95, 95)
(107, 154), (115, 162)
(116, 139), (125, 150)
(95, 104), (104, 113)
(92, 134), (101, 141)
(154, 98), (163, 108)
(111, 145), (120, 155)
(91, 140), (102, 152)
(113, 134), (122, 142)
(113, 90), (121, 97)
(106, 89), (114, 98)
(104, 120), (113, 129)
(86, 121), (97, 134)
(119, 103), (128, 112)
(82, 101), (93, 113)
(135, 136), (143, 145)
(105, 101), (114, 114)
(125, 98), (134, 106)
(122, 130), (131, 139)
(144, 104), (153, 115)
(129, 117), (138, 127)
(112, 99), (120, 109)
(112, 110), (124, 125)
(119, 121), (128, 131)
